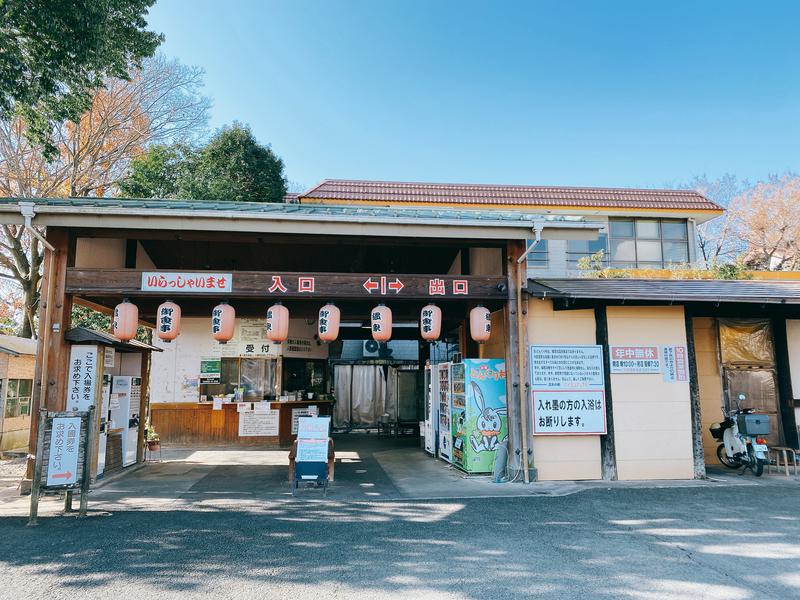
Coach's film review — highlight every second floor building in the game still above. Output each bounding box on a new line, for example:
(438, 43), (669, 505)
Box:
(298, 179), (724, 278)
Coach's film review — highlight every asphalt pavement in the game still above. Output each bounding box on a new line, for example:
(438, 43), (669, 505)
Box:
(1, 479), (798, 600)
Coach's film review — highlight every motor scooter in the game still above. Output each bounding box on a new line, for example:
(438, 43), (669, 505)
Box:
(709, 393), (770, 477)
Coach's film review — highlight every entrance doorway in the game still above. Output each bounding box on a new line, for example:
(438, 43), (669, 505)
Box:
(719, 319), (783, 446)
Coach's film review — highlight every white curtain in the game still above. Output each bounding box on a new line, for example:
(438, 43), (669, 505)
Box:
(334, 365), (387, 427)
(334, 365), (352, 427)
(350, 365), (386, 426)
(385, 366), (399, 422)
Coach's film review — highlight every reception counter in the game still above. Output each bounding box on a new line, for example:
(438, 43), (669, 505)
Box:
(150, 400), (333, 447)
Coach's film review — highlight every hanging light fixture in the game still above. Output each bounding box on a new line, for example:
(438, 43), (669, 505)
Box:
(112, 298), (138, 342)
(156, 300), (181, 342)
(318, 303), (340, 342)
(371, 304), (392, 342)
(420, 304), (442, 341)
(211, 301), (236, 344)
(266, 302), (289, 343)
(469, 305), (492, 343)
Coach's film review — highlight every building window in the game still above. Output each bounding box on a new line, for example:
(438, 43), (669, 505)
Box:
(4, 378), (33, 418)
(567, 234), (608, 268)
(608, 219), (689, 269)
(527, 239), (549, 268)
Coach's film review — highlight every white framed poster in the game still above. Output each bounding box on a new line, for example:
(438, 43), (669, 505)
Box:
(238, 410), (279, 437)
(530, 345), (607, 435)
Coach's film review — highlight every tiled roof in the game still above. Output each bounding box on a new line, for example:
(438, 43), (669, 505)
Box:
(0, 334), (37, 356)
(0, 197), (592, 224)
(301, 179), (723, 212)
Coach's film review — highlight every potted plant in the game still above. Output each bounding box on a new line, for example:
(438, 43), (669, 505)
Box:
(145, 423), (161, 452)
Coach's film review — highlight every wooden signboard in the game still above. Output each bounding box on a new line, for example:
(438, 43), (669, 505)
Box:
(66, 269), (507, 300)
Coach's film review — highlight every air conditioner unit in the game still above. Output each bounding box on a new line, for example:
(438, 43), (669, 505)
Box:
(363, 339), (380, 357)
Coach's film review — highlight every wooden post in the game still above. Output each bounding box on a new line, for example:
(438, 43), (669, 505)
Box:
(595, 305), (617, 480)
(137, 352), (151, 464)
(772, 317), (799, 449)
(504, 240), (534, 481)
(26, 228), (72, 485)
(27, 409), (47, 525)
(685, 310), (707, 478)
(78, 406), (95, 517)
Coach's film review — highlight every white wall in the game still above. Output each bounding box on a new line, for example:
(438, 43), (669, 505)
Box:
(608, 306), (694, 480)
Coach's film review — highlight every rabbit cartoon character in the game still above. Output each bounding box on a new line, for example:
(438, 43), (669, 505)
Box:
(469, 381), (507, 453)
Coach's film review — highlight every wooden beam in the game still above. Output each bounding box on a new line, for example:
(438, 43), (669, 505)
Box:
(66, 269), (508, 300)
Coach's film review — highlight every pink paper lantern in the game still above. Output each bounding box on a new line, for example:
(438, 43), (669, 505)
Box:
(469, 305), (492, 343)
(211, 301), (236, 344)
(156, 300), (181, 342)
(318, 303), (341, 342)
(266, 302), (289, 343)
(371, 304), (392, 342)
(420, 304), (442, 341)
(112, 299), (138, 342)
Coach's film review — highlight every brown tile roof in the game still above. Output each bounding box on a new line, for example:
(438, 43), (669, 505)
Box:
(301, 179), (723, 212)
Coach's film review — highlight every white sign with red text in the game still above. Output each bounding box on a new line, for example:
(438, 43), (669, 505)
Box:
(609, 346), (661, 374)
(141, 272), (232, 293)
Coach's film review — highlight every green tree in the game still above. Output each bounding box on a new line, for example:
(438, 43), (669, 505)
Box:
(184, 124), (287, 202)
(0, 0), (162, 157)
(119, 143), (192, 198)
(120, 124), (288, 202)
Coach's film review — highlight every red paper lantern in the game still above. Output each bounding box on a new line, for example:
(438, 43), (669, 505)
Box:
(156, 300), (181, 342)
(469, 305), (492, 343)
(211, 302), (236, 344)
(112, 299), (138, 342)
(371, 304), (392, 342)
(266, 302), (289, 343)
(318, 303), (340, 342)
(420, 304), (442, 341)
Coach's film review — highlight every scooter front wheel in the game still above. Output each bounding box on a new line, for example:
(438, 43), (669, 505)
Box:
(717, 443), (741, 469)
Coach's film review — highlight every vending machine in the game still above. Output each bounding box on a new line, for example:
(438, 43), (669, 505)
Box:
(96, 374), (112, 476)
(423, 365), (437, 455)
(111, 376), (142, 467)
(436, 363), (452, 463)
(450, 359), (507, 474)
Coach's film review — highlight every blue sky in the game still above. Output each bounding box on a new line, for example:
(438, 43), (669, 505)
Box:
(146, 1), (800, 192)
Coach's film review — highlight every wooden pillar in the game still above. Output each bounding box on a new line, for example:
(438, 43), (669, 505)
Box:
(25, 228), (72, 484)
(504, 240), (534, 481)
(772, 317), (798, 449)
(137, 351), (151, 464)
(684, 309), (707, 478)
(594, 305), (618, 480)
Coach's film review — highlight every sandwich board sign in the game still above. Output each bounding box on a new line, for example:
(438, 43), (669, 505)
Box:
(29, 408), (95, 524)
(46, 416), (81, 487)
(296, 416), (330, 462)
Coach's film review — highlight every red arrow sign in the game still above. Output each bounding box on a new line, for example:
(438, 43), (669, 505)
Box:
(363, 278), (380, 293)
(388, 278), (404, 293)
(52, 471), (73, 480)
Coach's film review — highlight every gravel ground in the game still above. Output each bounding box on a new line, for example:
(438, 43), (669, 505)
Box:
(1, 480), (798, 600)
(0, 456), (25, 487)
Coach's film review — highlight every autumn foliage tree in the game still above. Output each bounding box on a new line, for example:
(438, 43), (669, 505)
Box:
(0, 55), (210, 337)
(730, 175), (800, 271)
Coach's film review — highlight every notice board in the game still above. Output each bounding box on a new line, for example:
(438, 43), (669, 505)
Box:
(530, 345), (607, 435)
